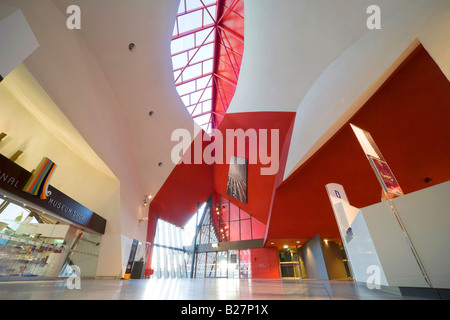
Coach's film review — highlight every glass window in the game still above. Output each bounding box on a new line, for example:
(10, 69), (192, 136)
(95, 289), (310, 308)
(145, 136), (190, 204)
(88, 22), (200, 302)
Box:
(0, 195), (101, 279)
(178, 10), (203, 34)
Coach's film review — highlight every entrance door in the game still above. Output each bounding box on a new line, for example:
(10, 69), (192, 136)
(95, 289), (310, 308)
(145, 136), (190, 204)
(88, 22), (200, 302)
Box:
(205, 251), (228, 278)
(279, 248), (301, 278)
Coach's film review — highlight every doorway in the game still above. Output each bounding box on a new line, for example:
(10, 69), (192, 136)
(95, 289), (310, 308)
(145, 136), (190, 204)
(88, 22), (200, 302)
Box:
(279, 248), (301, 278)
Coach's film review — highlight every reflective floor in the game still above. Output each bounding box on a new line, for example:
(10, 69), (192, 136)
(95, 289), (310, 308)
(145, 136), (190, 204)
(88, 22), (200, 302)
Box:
(0, 278), (432, 300)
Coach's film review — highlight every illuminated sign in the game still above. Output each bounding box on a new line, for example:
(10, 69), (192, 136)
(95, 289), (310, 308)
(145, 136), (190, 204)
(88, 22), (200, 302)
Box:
(350, 124), (404, 197)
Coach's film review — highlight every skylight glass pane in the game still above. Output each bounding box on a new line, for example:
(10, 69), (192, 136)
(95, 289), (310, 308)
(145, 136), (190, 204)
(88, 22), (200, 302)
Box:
(172, 52), (188, 70)
(203, 6), (216, 25)
(194, 114), (211, 125)
(171, 34), (194, 54)
(173, 21), (178, 37)
(174, 70), (182, 84)
(178, 0), (186, 14)
(181, 95), (190, 106)
(206, 5), (217, 22)
(195, 27), (215, 47)
(186, 0), (203, 11)
(203, 59), (214, 74)
(178, 10), (203, 34)
(183, 63), (202, 81)
(177, 81), (196, 96)
(196, 75), (212, 89)
(202, 100), (212, 113)
(203, 0), (218, 6)
(190, 43), (214, 64)
(201, 87), (212, 101)
(192, 104), (203, 116)
(190, 90), (203, 105)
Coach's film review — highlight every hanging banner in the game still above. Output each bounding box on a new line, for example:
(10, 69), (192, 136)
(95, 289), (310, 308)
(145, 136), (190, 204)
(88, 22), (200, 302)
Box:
(350, 124), (404, 197)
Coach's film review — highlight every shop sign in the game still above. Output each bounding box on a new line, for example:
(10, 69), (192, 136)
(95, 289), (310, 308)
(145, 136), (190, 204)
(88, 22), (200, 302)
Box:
(0, 154), (106, 234)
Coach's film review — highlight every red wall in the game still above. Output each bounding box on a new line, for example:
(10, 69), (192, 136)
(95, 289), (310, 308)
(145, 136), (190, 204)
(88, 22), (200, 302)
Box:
(266, 45), (450, 242)
(147, 131), (214, 228)
(213, 111), (296, 224)
(250, 248), (280, 279)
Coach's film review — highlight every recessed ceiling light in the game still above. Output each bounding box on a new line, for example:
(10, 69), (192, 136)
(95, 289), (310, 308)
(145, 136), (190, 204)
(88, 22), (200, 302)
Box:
(129, 43), (136, 52)
(149, 111), (154, 117)
(158, 162), (163, 167)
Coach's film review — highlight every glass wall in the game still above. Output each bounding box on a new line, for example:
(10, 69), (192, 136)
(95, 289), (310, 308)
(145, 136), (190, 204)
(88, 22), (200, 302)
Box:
(0, 193), (101, 279)
(191, 249), (252, 279)
(150, 194), (263, 279)
(151, 218), (189, 279)
(196, 194), (266, 246)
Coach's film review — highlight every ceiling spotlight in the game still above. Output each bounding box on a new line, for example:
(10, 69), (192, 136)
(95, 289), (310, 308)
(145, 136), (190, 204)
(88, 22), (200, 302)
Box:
(158, 162), (163, 167)
(143, 194), (153, 207)
(149, 111), (154, 117)
(129, 43), (136, 52)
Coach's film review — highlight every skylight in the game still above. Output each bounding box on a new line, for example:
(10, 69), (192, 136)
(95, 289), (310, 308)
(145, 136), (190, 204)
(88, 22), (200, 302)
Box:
(171, 0), (244, 135)
(172, 0), (218, 135)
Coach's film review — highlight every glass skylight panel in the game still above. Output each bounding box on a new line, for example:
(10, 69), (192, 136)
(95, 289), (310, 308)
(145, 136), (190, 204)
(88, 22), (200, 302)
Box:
(196, 75), (212, 89)
(195, 113), (211, 125)
(178, 10), (203, 34)
(171, 34), (195, 55)
(185, 0), (204, 11)
(190, 90), (203, 106)
(172, 0), (218, 133)
(202, 59), (214, 74)
(176, 81), (196, 97)
(191, 44), (214, 64)
(172, 52), (188, 70)
(202, 100), (212, 112)
(195, 27), (215, 46)
(181, 95), (190, 106)
(183, 63), (202, 82)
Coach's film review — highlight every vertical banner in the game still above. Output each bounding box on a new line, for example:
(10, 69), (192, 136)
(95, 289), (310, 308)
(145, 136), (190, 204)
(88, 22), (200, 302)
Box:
(350, 124), (404, 197)
(124, 239), (139, 279)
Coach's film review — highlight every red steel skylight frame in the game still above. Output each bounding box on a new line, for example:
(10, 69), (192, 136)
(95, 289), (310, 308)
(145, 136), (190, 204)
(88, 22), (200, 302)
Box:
(172, 0), (244, 134)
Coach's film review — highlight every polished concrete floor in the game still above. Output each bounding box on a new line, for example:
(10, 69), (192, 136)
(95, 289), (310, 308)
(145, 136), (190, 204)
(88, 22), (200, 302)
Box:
(0, 278), (432, 300)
